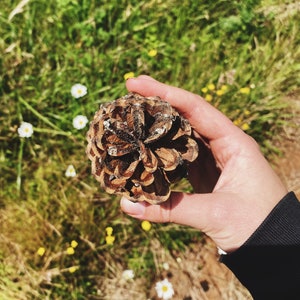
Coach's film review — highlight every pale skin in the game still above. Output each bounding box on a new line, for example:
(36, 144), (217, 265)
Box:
(120, 75), (287, 253)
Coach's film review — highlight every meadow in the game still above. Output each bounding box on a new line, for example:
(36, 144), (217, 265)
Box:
(0, 0), (299, 299)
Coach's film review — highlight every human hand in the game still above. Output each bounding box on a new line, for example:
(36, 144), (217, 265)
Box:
(120, 75), (287, 252)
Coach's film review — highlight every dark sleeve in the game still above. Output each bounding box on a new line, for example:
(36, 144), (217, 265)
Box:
(220, 192), (300, 300)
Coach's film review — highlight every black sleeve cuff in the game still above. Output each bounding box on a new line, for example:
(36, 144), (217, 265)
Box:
(220, 192), (300, 299)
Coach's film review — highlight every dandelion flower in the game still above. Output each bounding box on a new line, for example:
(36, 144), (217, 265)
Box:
(105, 226), (113, 236)
(155, 278), (175, 300)
(68, 266), (79, 273)
(73, 115), (88, 130)
(241, 123), (250, 131)
(205, 94), (213, 102)
(65, 164), (76, 177)
(71, 83), (87, 98)
(148, 49), (158, 57)
(122, 269), (135, 281)
(239, 87), (250, 94)
(18, 122), (33, 138)
(105, 235), (115, 245)
(71, 240), (78, 248)
(233, 118), (242, 126)
(207, 83), (215, 91)
(124, 72), (135, 80)
(216, 89), (224, 96)
(221, 84), (228, 92)
(141, 220), (152, 231)
(201, 87), (208, 94)
(66, 247), (75, 255)
(37, 247), (46, 256)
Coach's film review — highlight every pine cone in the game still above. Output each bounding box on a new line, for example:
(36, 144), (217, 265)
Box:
(86, 93), (198, 204)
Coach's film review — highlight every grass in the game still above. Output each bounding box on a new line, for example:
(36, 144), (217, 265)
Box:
(0, 0), (299, 298)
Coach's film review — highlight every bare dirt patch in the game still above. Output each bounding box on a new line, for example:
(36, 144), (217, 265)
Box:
(101, 237), (252, 300)
(148, 238), (252, 300)
(273, 95), (300, 199)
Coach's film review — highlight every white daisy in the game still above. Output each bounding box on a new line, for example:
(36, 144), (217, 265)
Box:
(18, 122), (34, 138)
(71, 83), (87, 98)
(122, 269), (135, 281)
(155, 278), (174, 300)
(65, 164), (76, 177)
(162, 262), (170, 271)
(72, 115), (88, 130)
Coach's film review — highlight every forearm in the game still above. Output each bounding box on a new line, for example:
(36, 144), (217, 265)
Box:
(221, 192), (300, 299)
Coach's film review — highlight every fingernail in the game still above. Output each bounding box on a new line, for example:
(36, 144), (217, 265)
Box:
(120, 197), (145, 216)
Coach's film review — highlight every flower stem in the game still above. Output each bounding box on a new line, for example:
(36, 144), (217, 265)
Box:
(33, 127), (72, 137)
(19, 97), (61, 131)
(16, 138), (24, 193)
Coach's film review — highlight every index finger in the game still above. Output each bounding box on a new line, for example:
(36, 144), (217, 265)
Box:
(126, 75), (239, 141)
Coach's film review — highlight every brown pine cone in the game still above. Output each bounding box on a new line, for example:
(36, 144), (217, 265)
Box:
(86, 93), (198, 204)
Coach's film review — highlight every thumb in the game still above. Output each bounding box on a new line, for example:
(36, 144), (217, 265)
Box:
(120, 192), (214, 230)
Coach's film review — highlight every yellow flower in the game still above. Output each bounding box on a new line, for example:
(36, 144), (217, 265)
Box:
(239, 87), (250, 94)
(207, 83), (215, 91)
(148, 49), (157, 57)
(141, 220), (152, 231)
(201, 87), (208, 93)
(233, 118), (242, 126)
(105, 226), (113, 236)
(71, 240), (78, 248)
(69, 266), (79, 273)
(124, 72), (135, 80)
(205, 94), (213, 102)
(241, 123), (250, 131)
(66, 247), (75, 255)
(221, 84), (228, 92)
(216, 89), (224, 96)
(37, 247), (46, 256)
(244, 110), (251, 116)
(105, 235), (115, 245)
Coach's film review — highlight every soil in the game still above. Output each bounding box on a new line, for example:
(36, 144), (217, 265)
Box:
(102, 95), (299, 300)
(273, 95), (300, 200)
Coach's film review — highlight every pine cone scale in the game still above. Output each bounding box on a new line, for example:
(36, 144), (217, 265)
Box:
(154, 148), (181, 171)
(140, 144), (158, 173)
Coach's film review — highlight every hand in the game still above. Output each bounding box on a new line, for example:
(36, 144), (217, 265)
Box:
(120, 75), (287, 252)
